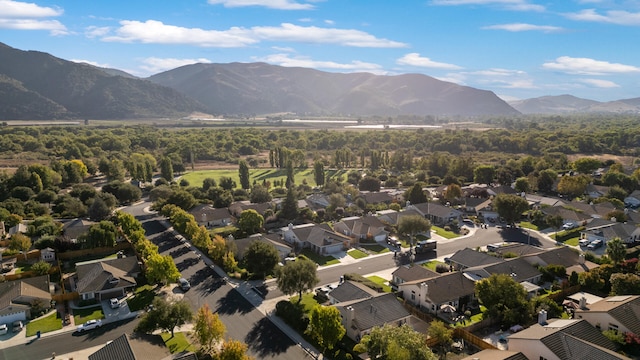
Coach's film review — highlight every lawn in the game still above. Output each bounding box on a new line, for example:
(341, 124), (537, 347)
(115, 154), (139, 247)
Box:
(422, 260), (444, 272)
(359, 244), (390, 254)
(519, 221), (539, 231)
(161, 332), (197, 354)
(25, 311), (63, 337)
(431, 226), (459, 239)
(564, 237), (580, 246)
(347, 249), (369, 259)
(181, 168), (348, 189)
(73, 307), (104, 325)
(300, 249), (340, 266)
(366, 275), (392, 293)
(127, 284), (156, 312)
(289, 292), (321, 313)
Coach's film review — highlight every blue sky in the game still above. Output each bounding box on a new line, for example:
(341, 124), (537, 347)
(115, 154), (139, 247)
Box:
(1, 0), (640, 102)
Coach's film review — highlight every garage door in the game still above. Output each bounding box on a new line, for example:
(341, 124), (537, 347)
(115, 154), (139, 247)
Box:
(0, 311), (27, 325)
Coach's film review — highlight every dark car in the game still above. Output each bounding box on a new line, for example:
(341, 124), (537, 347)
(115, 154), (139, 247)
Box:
(179, 278), (191, 291)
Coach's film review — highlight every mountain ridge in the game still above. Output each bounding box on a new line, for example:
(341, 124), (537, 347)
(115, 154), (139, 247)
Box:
(508, 94), (640, 114)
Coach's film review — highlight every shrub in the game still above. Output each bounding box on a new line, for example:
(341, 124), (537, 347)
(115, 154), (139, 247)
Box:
(275, 300), (308, 332)
(435, 264), (450, 273)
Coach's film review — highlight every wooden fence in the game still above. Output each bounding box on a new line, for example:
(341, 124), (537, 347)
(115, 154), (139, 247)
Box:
(52, 292), (79, 303)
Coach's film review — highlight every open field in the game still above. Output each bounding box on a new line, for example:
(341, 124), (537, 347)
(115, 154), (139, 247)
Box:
(181, 168), (349, 188)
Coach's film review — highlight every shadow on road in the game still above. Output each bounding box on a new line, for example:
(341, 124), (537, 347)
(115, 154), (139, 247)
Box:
(216, 289), (254, 315)
(245, 317), (296, 357)
(496, 228), (544, 247)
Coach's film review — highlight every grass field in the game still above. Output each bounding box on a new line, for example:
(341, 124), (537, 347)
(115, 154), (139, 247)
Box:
(26, 312), (63, 336)
(347, 249), (369, 259)
(181, 168), (348, 188)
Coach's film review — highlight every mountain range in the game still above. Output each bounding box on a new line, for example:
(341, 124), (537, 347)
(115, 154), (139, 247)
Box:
(0, 42), (639, 120)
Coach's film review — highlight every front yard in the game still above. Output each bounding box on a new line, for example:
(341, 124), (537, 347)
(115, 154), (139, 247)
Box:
(300, 249), (340, 266)
(161, 332), (197, 354)
(431, 226), (459, 239)
(25, 311), (63, 336)
(73, 306), (104, 325)
(347, 249), (369, 259)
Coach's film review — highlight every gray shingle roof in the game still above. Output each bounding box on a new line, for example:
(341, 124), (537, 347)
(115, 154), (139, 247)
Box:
(328, 281), (378, 303)
(392, 265), (439, 283)
(338, 293), (410, 332)
(449, 248), (504, 269)
(0, 275), (51, 311)
(576, 295), (640, 335)
(89, 333), (173, 360)
(76, 257), (139, 294)
(409, 272), (477, 305)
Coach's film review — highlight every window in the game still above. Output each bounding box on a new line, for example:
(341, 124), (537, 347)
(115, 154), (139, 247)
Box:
(411, 291), (415, 301)
(609, 324), (619, 332)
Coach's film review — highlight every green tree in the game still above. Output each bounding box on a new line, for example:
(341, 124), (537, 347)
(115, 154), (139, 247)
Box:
(536, 169), (557, 193)
(114, 211), (145, 237)
(146, 253), (181, 285)
(217, 339), (254, 360)
(286, 161), (295, 188)
(610, 273), (640, 295)
(572, 157), (601, 174)
(135, 297), (193, 338)
(194, 303), (226, 355)
(475, 273), (532, 326)
(83, 221), (117, 248)
(493, 193), (529, 224)
(276, 258), (319, 302)
(359, 177), (381, 192)
(444, 183), (462, 201)
(244, 241), (279, 278)
(404, 183), (428, 205)
(356, 323), (436, 360)
(313, 161), (325, 187)
(237, 209), (264, 235)
(306, 306), (345, 352)
(473, 165), (495, 185)
(219, 176), (236, 190)
(9, 233), (32, 255)
(514, 177), (530, 194)
(31, 260), (51, 275)
(249, 184), (271, 203)
(238, 160), (250, 190)
(160, 156), (174, 182)
(165, 189), (197, 210)
(427, 320), (453, 355)
(280, 186), (299, 220)
(606, 237), (627, 265)
(88, 196), (112, 221)
(557, 174), (590, 198)
(398, 214), (431, 253)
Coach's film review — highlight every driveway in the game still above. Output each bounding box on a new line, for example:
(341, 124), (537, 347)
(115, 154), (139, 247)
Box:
(101, 297), (137, 324)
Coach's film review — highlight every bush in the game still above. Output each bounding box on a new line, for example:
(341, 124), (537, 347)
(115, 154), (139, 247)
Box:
(435, 264), (450, 273)
(275, 300), (308, 332)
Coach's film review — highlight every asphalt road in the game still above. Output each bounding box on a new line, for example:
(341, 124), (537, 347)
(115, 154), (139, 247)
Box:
(0, 317), (139, 360)
(143, 219), (312, 360)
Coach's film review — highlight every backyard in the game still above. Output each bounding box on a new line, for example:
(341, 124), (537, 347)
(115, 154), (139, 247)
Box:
(181, 168), (348, 189)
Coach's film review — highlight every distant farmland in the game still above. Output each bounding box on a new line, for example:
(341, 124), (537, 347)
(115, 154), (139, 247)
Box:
(180, 168), (348, 188)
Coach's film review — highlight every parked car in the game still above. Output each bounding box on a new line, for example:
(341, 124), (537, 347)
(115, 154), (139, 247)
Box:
(178, 278), (191, 291)
(587, 240), (604, 250)
(0, 324), (8, 335)
(76, 319), (102, 332)
(109, 298), (120, 309)
(579, 239), (590, 247)
(12, 320), (23, 333)
(387, 237), (400, 248)
(562, 223), (576, 230)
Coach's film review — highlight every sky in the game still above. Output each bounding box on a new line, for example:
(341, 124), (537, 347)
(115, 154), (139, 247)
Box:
(1, 0), (640, 102)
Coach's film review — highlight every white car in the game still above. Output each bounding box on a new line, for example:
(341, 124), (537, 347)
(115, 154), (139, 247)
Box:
(77, 319), (102, 332)
(0, 324), (7, 335)
(109, 298), (120, 309)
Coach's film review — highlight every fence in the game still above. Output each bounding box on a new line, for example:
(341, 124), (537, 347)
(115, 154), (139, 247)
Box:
(57, 242), (132, 261)
(52, 292), (79, 303)
(454, 327), (498, 350)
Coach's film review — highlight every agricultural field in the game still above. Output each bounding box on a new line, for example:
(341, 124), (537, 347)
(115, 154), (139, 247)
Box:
(181, 168), (349, 188)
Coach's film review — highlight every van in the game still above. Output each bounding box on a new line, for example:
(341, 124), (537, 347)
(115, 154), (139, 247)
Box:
(178, 278), (191, 291)
(587, 240), (603, 250)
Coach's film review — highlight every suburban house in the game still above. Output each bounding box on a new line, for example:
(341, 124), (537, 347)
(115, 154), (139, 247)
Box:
(541, 206), (592, 229)
(525, 194), (566, 208)
(522, 246), (599, 274)
(40, 247), (56, 263)
(463, 257), (542, 285)
(75, 257), (141, 301)
(306, 193), (331, 210)
(327, 280), (378, 305)
(585, 184), (610, 199)
(462, 197), (492, 216)
(410, 202), (463, 226)
(8, 222), (28, 237)
(390, 265), (439, 291)
(398, 272), (477, 315)
(447, 248), (504, 271)
(335, 293), (412, 342)
(61, 218), (96, 243)
(461, 350), (527, 360)
(507, 318), (629, 360)
(281, 223), (351, 255)
(376, 208), (423, 227)
(487, 185), (518, 196)
(189, 204), (233, 228)
(580, 221), (640, 245)
(359, 191), (394, 206)
(234, 233), (292, 261)
(88, 333), (192, 360)
(568, 200), (617, 219)
(574, 295), (640, 336)
(228, 201), (274, 218)
(333, 215), (389, 242)
(624, 190), (640, 208)
(0, 275), (52, 324)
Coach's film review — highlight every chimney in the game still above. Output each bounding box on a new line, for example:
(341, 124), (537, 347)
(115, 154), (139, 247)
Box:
(579, 297), (587, 309)
(288, 223), (293, 231)
(419, 282), (428, 300)
(578, 254), (585, 264)
(346, 306), (355, 328)
(538, 309), (547, 325)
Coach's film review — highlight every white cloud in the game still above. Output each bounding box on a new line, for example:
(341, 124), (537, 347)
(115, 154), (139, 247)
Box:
(0, 0), (67, 35)
(542, 56), (640, 75)
(0, 0), (62, 17)
(431, 0), (544, 12)
(140, 57), (212, 74)
(271, 46), (296, 52)
(255, 53), (386, 73)
(466, 68), (526, 76)
(482, 23), (563, 32)
(324, 19), (335, 25)
(101, 20), (407, 48)
(207, 0), (314, 10)
(564, 9), (640, 26)
(396, 53), (463, 70)
(435, 73), (467, 84)
(85, 26), (111, 38)
(579, 78), (620, 88)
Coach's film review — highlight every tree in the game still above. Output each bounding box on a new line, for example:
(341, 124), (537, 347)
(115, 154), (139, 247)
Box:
(404, 183), (427, 205)
(114, 211), (144, 237)
(536, 169), (557, 193)
(159, 156), (174, 182)
(194, 304), (226, 354)
(610, 273), (640, 295)
(88, 196), (112, 221)
(280, 186), (299, 220)
(444, 183), (462, 201)
(356, 323), (436, 360)
(473, 165), (495, 185)
(9, 233), (32, 255)
(359, 177), (381, 192)
(606, 237), (627, 265)
(398, 214), (431, 253)
(146, 253), (181, 285)
(427, 320), (453, 355)
(135, 297), (193, 338)
(31, 260), (51, 275)
(36, 189), (57, 206)
(514, 177), (530, 194)
(238, 160), (250, 190)
(166, 189), (197, 210)
(249, 184), (271, 203)
(237, 209), (264, 235)
(573, 157), (601, 174)
(244, 241), (279, 278)
(493, 193), (529, 224)
(306, 306), (345, 352)
(475, 273), (531, 326)
(545, 214), (563, 236)
(557, 174), (590, 198)
(285, 161), (295, 188)
(83, 221), (117, 248)
(219, 176), (236, 190)
(313, 161), (325, 187)
(202, 177), (217, 191)
(217, 339), (254, 360)
(276, 258), (319, 302)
